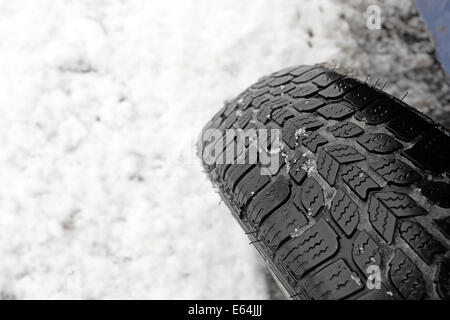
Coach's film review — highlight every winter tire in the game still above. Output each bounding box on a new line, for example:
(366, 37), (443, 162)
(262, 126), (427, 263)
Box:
(199, 64), (450, 300)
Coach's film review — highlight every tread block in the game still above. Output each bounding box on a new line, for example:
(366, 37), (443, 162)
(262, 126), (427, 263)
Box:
(312, 71), (344, 87)
(372, 192), (427, 219)
(272, 65), (303, 77)
(370, 159), (420, 186)
(248, 176), (291, 226)
(270, 83), (296, 96)
(238, 89), (270, 110)
(403, 128), (450, 173)
(317, 102), (355, 120)
(344, 85), (380, 109)
(208, 109), (225, 126)
(237, 109), (254, 128)
(225, 164), (255, 191)
(420, 181), (450, 208)
(399, 220), (446, 265)
(317, 148), (339, 186)
(256, 97), (290, 124)
(357, 284), (396, 300)
(369, 195), (396, 244)
(202, 122), (223, 153)
(282, 116), (323, 148)
(355, 98), (400, 125)
(387, 109), (430, 142)
(326, 144), (365, 164)
(292, 67), (325, 83)
(210, 106), (227, 124)
(357, 133), (402, 154)
(352, 231), (382, 275)
(292, 98), (324, 113)
(289, 83), (319, 98)
(318, 78), (361, 99)
(238, 96), (254, 111)
(287, 153), (308, 185)
(277, 218), (339, 279)
(331, 190), (360, 236)
(435, 258), (450, 299)
(289, 65), (315, 77)
(216, 163), (230, 181)
(251, 93), (272, 109)
(261, 152), (284, 176)
(210, 134), (234, 166)
(342, 165), (381, 200)
(234, 166), (270, 207)
(269, 75), (294, 87)
(234, 91), (251, 109)
(300, 177), (325, 216)
(201, 64), (450, 300)
(299, 131), (328, 153)
(260, 201), (308, 252)
(251, 87), (271, 98)
(289, 168), (307, 186)
(327, 121), (364, 138)
(245, 121), (259, 131)
(433, 217), (450, 240)
(271, 108), (294, 126)
(389, 249), (425, 300)
(251, 75), (274, 89)
(304, 259), (364, 300)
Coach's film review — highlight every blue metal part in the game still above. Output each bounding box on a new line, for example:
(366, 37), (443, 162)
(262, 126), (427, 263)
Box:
(415, 0), (450, 83)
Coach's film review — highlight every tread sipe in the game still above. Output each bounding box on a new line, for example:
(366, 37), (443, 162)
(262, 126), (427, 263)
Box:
(199, 64), (450, 300)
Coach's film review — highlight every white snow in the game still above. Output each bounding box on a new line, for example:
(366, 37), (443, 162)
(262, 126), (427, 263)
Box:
(0, 0), (354, 299)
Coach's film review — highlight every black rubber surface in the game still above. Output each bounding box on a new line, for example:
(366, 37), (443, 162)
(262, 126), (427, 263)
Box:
(199, 64), (450, 300)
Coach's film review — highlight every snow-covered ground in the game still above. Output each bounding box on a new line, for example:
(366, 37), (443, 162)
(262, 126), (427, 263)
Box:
(0, 0), (355, 299)
(0, 0), (447, 299)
